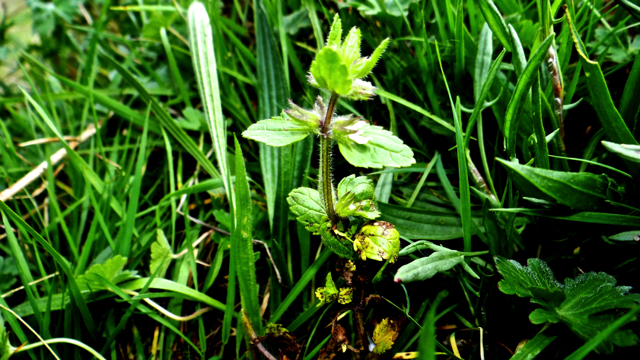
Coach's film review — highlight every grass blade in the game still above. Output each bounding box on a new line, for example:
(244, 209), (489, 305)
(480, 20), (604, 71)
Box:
(504, 34), (554, 159)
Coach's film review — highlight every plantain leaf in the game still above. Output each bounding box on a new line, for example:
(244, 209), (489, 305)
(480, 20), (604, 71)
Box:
(601, 141), (640, 163)
(477, 0), (512, 52)
(242, 116), (314, 147)
(379, 202), (485, 240)
(495, 256), (640, 354)
(394, 241), (483, 283)
(608, 230), (640, 242)
(335, 124), (415, 168)
(496, 158), (613, 210)
(287, 187), (327, 233)
(233, 136), (262, 335)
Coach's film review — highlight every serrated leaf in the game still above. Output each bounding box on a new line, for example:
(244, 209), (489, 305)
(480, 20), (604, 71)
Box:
(76, 255), (138, 292)
(287, 187), (327, 233)
(150, 229), (173, 278)
(326, 14), (342, 48)
(355, 38), (390, 79)
(242, 116), (314, 147)
(372, 318), (400, 354)
(394, 241), (483, 283)
(497, 158), (612, 210)
(340, 27), (361, 66)
(335, 124), (415, 168)
(602, 141), (640, 163)
(309, 47), (352, 94)
(495, 256), (640, 354)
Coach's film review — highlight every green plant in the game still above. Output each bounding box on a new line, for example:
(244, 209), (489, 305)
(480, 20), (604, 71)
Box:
(242, 14), (416, 355)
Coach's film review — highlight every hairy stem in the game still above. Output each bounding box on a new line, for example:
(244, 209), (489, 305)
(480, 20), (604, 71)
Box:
(320, 92), (339, 223)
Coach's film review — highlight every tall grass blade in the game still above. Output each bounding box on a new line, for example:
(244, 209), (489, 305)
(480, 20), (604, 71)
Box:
(504, 34), (554, 159)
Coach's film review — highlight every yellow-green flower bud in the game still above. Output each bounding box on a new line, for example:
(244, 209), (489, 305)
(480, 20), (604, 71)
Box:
(354, 221), (400, 263)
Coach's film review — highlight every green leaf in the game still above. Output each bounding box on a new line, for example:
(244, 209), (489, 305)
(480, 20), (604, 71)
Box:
(477, 0), (512, 52)
(335, 123), (415, 168)
(314, 273), (339, 306)
(608, 230), (640, 242)
(242, 116), (314, 147)
(340, 27), (361, 66)
(495, 256), (640, 354)
(601, 141), (640, 163)
(619, 52), (640, 129)
(326, 14), (342, 48)
(504, 34), (554, 159)
(335, 175), (380, 219)
(497, 158), (615, 210)
(566, 9), (638, 148)
(319, 223), (359, 260)
(309, 47), (352, 94)
(287, 187), (327, 233)
(394, 241), (485, 283)
(76, 255), (138, 292)
(355, 38), (390, 79)
(379, 202), (485, 240)
(509, 330), (557, 360)
(233, 136), (262, 335)
(150, 229), (172, 278)
(188, 2), (230, 188)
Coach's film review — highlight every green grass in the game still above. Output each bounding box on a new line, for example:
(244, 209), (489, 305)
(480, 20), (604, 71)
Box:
(0, 0), (639, 359)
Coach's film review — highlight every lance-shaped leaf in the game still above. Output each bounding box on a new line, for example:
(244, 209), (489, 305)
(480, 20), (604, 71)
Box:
(394, 241), (486, 283)
(335, 175), (380, 219)
(496, 158), (615, 210)
(602, 141), (640, 164)
(334, 123), (415, 168)
(379, 202), (486, 240)
(243, 115), (316, 147)
(495, 256), (640, 354)
(326, 14), (342, 48)
(287, 187), (327, 233)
